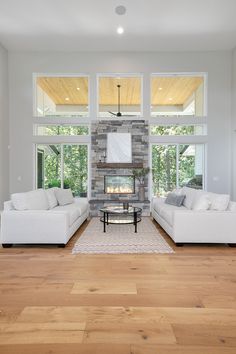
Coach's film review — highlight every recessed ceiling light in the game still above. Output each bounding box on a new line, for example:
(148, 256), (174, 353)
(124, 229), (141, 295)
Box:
(158, 87), (163, 90)
(168, 97), (173, 101)
(65, 97), (69, 101)
(76, 87), (80, 91)
(117, 26), (124, 34)
(115, 5), (126, 15)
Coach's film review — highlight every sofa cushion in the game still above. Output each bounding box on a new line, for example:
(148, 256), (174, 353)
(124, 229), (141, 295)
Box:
(165, 192), (185, 207)
(228, 201), (236, 212)
(55, 188), (74, 206)
(181, 187), (198, 209)
(45, 188), (58, 209)
(74, 198), (89, 216)
(159, 203), (187, 226)
(207, 192), (230, 211)
(152, 197), (166, 215)
(11, 189), (49, 211)
(53, 202), (81, 226)
(192, 193), (211, 211)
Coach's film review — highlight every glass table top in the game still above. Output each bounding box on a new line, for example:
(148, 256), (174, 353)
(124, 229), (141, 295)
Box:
(99, 206), (142, 214)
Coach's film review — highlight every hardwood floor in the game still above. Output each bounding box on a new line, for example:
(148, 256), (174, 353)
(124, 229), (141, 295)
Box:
(0, 218), (236, 354)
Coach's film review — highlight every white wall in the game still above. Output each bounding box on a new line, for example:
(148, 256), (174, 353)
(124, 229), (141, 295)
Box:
(232, 48), (236, 200)
(0, 43), (9, 208)
(8, 51), (232, 196)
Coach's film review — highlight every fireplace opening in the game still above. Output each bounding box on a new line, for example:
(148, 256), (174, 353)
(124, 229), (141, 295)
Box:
(104, 175), (135, 194)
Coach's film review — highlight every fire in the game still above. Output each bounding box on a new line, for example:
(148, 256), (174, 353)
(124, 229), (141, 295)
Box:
(106, 186), (133, 194)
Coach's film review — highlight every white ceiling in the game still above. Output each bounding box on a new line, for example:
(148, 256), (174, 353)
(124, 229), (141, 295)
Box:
(0, 0), (236, 52)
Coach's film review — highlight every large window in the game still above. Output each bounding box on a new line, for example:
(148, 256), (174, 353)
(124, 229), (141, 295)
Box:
(151, 74), (206, 117)
(35, 76), (89, 117)
(36, 144), (88, 197)
(98, 75), (142, 117)
(152, 144), (205, 196)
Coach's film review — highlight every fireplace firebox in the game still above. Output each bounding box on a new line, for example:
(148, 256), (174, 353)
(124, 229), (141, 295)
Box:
(104, 175), (135, 194)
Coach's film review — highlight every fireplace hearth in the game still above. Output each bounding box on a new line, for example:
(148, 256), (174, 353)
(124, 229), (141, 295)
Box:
(104, 175), (135, 194)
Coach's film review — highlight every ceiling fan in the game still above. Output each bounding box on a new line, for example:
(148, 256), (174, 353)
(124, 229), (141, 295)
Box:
(108, 84), (136, 117)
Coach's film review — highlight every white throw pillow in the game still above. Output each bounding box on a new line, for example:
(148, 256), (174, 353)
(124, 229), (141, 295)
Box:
(11, 193), (28, 211)
(208, 193), (230, 211)
(45, 188), (58, 209)
(181, 187), (198, 209)
(192, 194), (211, 211)
(25, 189), (49, 210)
(55, 188), (74, 206)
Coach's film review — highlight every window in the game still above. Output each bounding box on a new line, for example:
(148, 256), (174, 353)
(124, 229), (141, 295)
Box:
(150, 125), (206, 136)
(34, 125), (89, 136)
(152, 144), (205, 196)
(98, 75), (142, 117)
(36, 144), (88, 197)
(35, 76), (89, 117)
(151, 74), (206, 117)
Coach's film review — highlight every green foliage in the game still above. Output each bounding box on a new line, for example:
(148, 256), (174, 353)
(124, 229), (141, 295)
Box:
(151, 125), (195, 136)
(43, 125), (89, 136)
(38, 127), (88, 196)
(132, 168), (150, 184)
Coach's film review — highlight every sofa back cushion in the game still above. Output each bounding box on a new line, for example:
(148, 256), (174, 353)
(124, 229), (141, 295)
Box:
(45, 188), (58, 209)
(11, 189), (49, 210)
(55, 188), (74, 206)
(192, 193), (211, 211)
(181, 187), (198, 209)
(228, 201), (236, 212)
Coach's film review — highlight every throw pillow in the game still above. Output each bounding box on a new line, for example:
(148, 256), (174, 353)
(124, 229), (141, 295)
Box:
(165, 192), (185, 207)
(192, 194), (211, 211)
(55, 188), (74, 206)
(45, 188), (58, 209)
(209, 193), (230, 211)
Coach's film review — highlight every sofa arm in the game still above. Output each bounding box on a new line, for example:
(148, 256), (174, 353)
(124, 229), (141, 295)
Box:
(0, 210), (69, 244)
(173, 210), (236, 243)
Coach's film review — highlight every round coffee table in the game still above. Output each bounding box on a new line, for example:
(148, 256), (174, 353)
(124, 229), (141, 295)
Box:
(99, 206), (142, 233)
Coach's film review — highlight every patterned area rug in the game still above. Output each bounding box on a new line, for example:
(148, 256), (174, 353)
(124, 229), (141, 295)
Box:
(72, 217), (174, 254)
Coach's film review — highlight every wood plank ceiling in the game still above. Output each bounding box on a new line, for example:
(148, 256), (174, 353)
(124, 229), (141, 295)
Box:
(37, 76), (203, 106)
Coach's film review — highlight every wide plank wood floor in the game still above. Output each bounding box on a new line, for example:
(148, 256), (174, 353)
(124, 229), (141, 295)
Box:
(0, 218), (236, 354)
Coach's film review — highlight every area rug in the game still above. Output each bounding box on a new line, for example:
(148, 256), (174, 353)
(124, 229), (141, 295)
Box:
(72, 217), (174, 254)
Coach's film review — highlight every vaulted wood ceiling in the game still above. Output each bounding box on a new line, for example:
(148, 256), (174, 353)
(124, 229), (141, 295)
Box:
(37, 76), (203, 106)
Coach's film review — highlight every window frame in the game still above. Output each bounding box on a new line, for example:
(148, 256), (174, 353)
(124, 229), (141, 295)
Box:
(150, 72), (208, 119)
(34, 142), (91, 198)
(149, 142), (207, 198)
(33, 73), (90, 119)
(96, 73), (144, 119)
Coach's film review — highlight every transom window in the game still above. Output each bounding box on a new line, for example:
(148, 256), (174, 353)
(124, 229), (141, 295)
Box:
(151, 74), (206, 117)
(98, 75), (142, 117)
(35, 76), (89, 117)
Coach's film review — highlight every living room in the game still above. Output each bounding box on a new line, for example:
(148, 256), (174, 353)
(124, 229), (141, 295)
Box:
(0, 1), (236, 353)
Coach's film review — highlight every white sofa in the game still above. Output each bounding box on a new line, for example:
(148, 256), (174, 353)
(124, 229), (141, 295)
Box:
(0, 188), (89, 247)
(152, 187), (236, 246)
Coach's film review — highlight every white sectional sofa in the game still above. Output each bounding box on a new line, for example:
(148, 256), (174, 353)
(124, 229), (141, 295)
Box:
(0, 188), (89, 247)
(152, 187), (236, 246)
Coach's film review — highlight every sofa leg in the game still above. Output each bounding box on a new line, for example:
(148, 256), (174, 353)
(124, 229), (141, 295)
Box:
(228, 243), (236, 247)
(176, 243), (184, 247)
(58, 244), (65, 248)
(2, 244), (13, 248)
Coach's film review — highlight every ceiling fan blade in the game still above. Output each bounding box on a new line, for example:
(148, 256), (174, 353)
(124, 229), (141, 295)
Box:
(108, 111), (118, 116)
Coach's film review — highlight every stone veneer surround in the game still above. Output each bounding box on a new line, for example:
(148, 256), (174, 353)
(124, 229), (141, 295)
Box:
(90, 120), (150, 216)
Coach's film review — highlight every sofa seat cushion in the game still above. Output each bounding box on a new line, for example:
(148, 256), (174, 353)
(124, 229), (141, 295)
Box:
(153, 197), (186, 226)
(53, 203), (81, 226)
(74, 198), (89, 216)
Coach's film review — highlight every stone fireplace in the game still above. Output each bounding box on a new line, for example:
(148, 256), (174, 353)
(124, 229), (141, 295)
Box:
(104, 175), (135, 194)
(90, 120), (150, 216)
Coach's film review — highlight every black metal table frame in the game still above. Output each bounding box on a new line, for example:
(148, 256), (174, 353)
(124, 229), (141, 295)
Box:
(100, 209), (141, 233)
